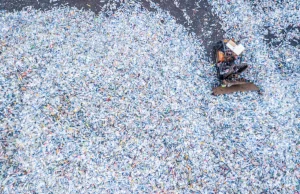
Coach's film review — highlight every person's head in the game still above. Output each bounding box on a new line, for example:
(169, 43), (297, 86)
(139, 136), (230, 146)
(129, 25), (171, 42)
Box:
(227, 56), (235, 62)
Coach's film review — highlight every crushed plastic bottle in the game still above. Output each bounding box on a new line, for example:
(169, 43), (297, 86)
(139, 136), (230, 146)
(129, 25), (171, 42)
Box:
(0, 1), (299, 193)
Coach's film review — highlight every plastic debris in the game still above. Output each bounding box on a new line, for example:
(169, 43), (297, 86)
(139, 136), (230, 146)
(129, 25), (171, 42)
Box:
(0, 1), (299, 193)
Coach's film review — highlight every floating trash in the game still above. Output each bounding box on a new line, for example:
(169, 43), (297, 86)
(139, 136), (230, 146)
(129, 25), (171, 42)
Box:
(0, 1), (299, 193)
